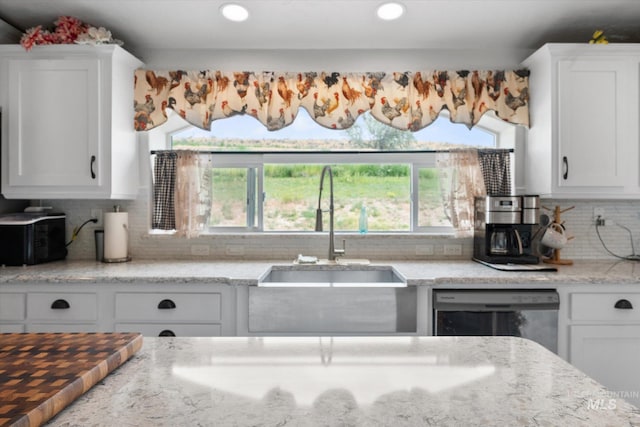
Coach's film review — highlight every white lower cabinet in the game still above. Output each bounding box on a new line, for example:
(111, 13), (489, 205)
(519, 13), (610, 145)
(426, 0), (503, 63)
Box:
(0, 283), (235, 336)
(26, 292), (100, 332)
(567, 290), (640, 408)
(114, 291), (228, 337)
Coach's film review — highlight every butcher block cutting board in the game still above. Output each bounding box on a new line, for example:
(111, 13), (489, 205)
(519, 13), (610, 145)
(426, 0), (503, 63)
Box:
(0, 332), (143, 427)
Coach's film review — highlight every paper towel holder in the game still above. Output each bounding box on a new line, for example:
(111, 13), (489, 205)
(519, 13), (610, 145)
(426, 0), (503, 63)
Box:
(103, 205), (132, 263)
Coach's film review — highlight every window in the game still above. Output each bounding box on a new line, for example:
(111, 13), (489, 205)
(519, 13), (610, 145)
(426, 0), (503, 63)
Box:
(167, 109), (514, 233)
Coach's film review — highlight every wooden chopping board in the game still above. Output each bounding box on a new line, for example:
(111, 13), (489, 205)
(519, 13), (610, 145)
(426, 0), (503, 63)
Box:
(0, 332), (143, 427)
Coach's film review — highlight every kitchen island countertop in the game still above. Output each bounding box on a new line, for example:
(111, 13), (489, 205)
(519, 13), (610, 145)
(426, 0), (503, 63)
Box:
(1, 258), (640, 286)
(45, 336), (640, 426)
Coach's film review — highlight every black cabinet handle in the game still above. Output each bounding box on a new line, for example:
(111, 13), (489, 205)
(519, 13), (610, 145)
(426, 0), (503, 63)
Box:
(90, 155), (96, 179)
(51, 299), (70, 309)
(562, 156), (569, 180)
(157, 299), (176, 309)
(159, 329), (176, 337)
(614, 299), (633, 309)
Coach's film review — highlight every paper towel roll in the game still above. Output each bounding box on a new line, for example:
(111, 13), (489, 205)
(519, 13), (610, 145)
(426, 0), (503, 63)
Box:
(104, 212), (129, 262)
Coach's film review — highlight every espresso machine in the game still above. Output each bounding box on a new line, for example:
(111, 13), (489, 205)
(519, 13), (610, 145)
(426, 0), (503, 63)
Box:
(473, 195), (540, 264)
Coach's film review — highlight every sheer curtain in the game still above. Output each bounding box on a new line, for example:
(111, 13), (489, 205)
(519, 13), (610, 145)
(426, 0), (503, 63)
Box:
(436, 148), (513, 235)
(152, 150), (212, 238)
(436, 149), (486, 235)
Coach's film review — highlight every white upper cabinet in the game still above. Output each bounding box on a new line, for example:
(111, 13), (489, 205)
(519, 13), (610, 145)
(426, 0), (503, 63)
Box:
(0, 45), (143, 199)
(522, 44), (640, 199)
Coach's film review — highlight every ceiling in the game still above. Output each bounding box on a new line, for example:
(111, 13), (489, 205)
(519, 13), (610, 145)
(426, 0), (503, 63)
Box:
(1, 0), (640, 57)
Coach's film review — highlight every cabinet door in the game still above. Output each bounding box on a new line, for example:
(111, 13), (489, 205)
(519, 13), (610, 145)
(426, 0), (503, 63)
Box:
(570, 324), (640, 407)
(557, 59), (631, 189)
(7, 58), (101, 188)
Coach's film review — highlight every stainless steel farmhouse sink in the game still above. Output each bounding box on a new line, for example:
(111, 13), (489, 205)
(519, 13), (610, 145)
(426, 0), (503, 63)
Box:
(249, 266), (416, 334)
(258, 265), (406, 287)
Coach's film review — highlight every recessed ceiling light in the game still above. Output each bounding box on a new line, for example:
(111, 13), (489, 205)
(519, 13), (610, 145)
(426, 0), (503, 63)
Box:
(377, 2), (405, 20)
(220, 3), (249, 22)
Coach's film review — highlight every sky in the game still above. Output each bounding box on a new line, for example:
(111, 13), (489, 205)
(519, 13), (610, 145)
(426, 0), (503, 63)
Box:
(175, 108), (495, 147)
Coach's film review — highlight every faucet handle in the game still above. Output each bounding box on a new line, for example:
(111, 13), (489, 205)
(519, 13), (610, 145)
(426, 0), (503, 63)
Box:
(335, 239), (346, 256)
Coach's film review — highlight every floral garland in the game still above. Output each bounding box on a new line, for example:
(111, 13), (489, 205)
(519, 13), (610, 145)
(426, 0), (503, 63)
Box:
(20, 16), (123, 51)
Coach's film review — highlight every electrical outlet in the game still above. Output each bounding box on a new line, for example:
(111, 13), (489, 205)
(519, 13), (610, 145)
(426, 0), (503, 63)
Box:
(593, 208), (605, 226)
(90, 209), (103, 227)
(443, 244), (462, 256)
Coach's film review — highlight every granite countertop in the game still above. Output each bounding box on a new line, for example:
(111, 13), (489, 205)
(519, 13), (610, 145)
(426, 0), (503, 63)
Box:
(1, 259), (640, 286)
(45, 336), (640, 426)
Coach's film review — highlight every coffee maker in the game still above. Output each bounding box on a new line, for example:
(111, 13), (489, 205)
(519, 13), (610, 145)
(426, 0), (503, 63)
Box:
(473, 195), (539, 264)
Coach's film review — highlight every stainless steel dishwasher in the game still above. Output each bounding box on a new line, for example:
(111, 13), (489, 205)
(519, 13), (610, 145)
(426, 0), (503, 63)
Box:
(433, 289), (560, 353)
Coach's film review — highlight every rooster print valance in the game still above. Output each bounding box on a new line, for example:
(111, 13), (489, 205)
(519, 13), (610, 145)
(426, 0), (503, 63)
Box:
(134, 69), (530, 132)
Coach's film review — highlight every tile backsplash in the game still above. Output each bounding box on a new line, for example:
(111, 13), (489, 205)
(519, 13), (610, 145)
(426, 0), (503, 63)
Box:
(39, 193), (640, 262)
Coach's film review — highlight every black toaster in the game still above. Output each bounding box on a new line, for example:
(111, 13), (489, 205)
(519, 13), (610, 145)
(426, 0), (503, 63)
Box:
(0, 213), (67, 265)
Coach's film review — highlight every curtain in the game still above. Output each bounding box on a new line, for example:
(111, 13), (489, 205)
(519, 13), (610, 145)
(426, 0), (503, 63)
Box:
(134, 69), (529, 133)
(436, 149), (487, 236)
(152, 151), (177, 230)
(152, 150), (212, 237)
(478, 149), (511, 195)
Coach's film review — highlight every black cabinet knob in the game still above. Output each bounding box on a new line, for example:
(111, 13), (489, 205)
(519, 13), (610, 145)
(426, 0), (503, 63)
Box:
(51, 299), (70, 309)
(614, 299), (633, 309)
(159, 330), (176, 337)
(157, 299), (177, 309)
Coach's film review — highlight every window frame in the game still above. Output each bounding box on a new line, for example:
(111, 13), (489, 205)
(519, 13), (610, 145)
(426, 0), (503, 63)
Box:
(148, 109), (521, 235)
(201, 150), (483, 234)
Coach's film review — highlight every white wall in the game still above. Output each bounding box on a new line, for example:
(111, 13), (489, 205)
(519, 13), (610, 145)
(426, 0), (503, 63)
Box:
(139, 47), (534, 71)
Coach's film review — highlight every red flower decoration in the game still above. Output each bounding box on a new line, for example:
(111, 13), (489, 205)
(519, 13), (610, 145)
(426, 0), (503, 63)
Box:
(19, 26), (44, 51)
(19, 16), (119, 51)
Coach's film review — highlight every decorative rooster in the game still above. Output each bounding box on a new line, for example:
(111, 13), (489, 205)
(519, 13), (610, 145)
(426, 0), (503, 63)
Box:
(504, 87), (529, 112)
(380, 97), (401, 122)
(341, 77), (362, 105)
(433, 71), (449, 98)
(215, 71), (230, 93)
(313, 92), (330, 118)
(254, 80), (270, 107)
(184, 82), (207, 107)
(134, 94), (155, 116)
(233, 72), (251, 99)
(296, 72), (316, 99)
(267, 108), (285, 130)
(326, 92), (340, 115)
(168, 70), (186, 90)
(393, 72), (410, 88)
(145, 71), (169, 95)
(408, 100), (423, 131)
(413, 72), (431, 99)
(486, 71), (505, 102)
(337, 109), (356, 128)
(277, 76), (294, 108)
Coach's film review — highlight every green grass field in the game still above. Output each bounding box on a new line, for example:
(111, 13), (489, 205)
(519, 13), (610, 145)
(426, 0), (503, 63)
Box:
(209, 165), (446, 230)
